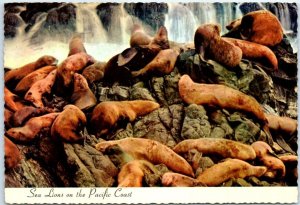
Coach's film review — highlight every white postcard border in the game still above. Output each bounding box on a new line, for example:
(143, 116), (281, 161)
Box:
(5, 187), (299, 204)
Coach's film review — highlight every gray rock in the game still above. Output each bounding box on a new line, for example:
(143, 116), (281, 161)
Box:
(181, 104), (211, 140)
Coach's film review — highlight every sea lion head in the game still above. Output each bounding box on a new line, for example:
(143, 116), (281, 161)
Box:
(73, 73), (88, 93)
(226, 18), (241, 31)
(149, 26), (170, 51)
(36, 55), (58, 68)
(194, 24), (221, 53)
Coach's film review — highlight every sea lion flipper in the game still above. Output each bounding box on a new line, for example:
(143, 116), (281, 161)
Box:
(118, 48), (138, 67)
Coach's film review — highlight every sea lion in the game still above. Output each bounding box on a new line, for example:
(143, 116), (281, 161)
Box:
(68, 33), (87, 56)
(95, 138), (194, 177)
(178, 74), (267, 123)
(131, 48), (179, 77)
(118, 160), (157, 187)
(265, 114), (297, 135)
(6, 112), (59, 142)
(226, 18), (241, 31)
(229, 10), (283, 46)
(5, 55), (57, 84)
(14, 65), (56, 93)
(4, 87), (26, 112)
(223, 37), (278, 70)
(5, 136), (21, 169)
(24, 69), (57, 108)
(130, 24), (153, 48)
(148, 26), (170, 53)
(90, 100), (160, 136)
(196, 159), (267, 186)
(12, 106), (55, 127)
(71, 73), (97, 110)
(4, 109), (13, 128)
(162, 172), (200, 187)
(51, 104), (87, 142)
(194, 24), (242, 68)
(251, 141), (286, 178)
(82, 61), (106, 84)
(173, 138), (256, 161)
(57, 52), (95, 88)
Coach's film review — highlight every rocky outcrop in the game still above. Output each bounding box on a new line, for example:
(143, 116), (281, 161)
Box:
(124, 3), (168, 31)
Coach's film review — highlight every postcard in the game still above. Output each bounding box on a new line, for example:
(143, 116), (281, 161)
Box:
(3, 1), (298, 204)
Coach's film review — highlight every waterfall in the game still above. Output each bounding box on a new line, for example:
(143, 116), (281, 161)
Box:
(4, 3), (297, 68)
(164, 3), (245, 43)
(164, 3), (198, 43)
(278, 4), (292, 32)
(75, 3), (108, 43)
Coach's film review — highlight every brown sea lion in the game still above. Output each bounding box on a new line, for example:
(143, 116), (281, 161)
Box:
(173, 138), (256, 161)
(82, 61), (106, 84)
(6, 112), (59, 142)
(178, 74), (267, 123)
(118, 160), (157, 187)
(5, 136), (21, 169)
(5, 55), (57, 84)
(223, 37), (278, 70)
(130, 24), (153, 48)
(71, 73), (97, 110)
(251, 141), (286, 178)
(196, 159), (267, 186)
(4, 87), (26, 112)
(57, 52), (95, 88)
(229, 10), (283, 46)
(24, 69), (57, 108)
(226, 18), (241, 31)
(131, 48), (179, 77)
(68, 33), (87, 56)
(90, 100), (160, 135)
(15, 65), (56, 93)
(95, 138), (194, 177)
(265, 114), (297, 135)
(12, 106), (55, 127)
(4, 109), (13, 128)
(148, 26), (170, 53)
(51, 105), (87, 142)
(162, 172), (200, 187)
(194, 24), (242, 68)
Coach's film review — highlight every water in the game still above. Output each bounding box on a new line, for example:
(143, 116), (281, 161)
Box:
(4, 3), (298, 68)
(75, 3), (108, 43)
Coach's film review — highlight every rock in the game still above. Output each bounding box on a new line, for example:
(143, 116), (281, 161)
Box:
(96, 3), (121, 42)
(163, 69), (183, 105)
(233, 178), (253, 187)
(130, 82), (156, 102)
(144, 164), (169, 187)
(234, 119), (261, 144)
(209, 109), (234, 138)
(133, 109), (177, 148)
(181, 104), (211, 140)
(28, 3), (76, 44)
(20, 3), (61, 23)
(5, 3), (26, 13)
(5, 158), (56, 187)
(63, 141), (118, 187)
(4, 12), (23, 38)
(124, 3), (168, 31)
(151, 77), (168, 106)
(239, 3), (264, 14)
(113, 123), (134, 140)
